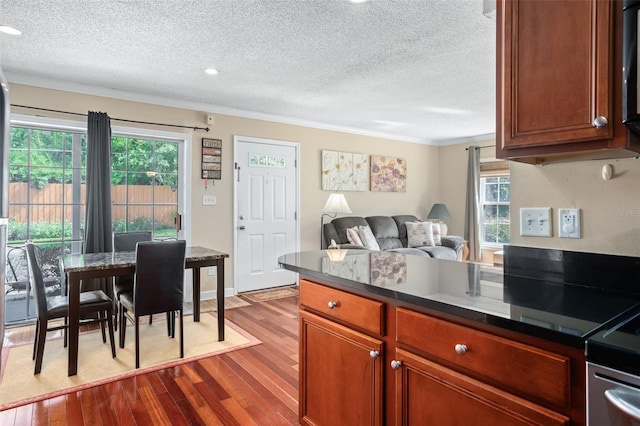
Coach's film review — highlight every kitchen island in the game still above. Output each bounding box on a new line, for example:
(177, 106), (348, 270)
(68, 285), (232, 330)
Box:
(279, 247), (640, 426)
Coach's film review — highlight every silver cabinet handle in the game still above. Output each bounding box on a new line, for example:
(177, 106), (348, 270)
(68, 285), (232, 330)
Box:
(327, 301), (338, 309)
(455, 344), (468, 355)
(391, 360), (402, 369)
(370, 350), (379, 359)
(593, 116), (608, 127)
(605, 389), (640, 421)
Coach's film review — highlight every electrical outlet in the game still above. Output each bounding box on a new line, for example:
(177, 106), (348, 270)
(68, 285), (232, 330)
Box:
(559, 208), (580, 238)
(208, 266), (216, 276)
(520, 207), (552, 237)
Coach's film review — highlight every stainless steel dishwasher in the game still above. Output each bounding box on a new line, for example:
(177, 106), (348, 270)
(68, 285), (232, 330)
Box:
(587, 309), (640, 425)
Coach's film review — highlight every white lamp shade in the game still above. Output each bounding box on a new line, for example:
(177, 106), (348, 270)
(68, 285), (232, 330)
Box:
(321, 193), (352, 214)
(325, 249), (348, 262)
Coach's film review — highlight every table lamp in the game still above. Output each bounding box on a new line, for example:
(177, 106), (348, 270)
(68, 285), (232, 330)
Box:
(325, 249), (348, 262)
(320, 193), (352, 248)
(427, 203), (451, 235)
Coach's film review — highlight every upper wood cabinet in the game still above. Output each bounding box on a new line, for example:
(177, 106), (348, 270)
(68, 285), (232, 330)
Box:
(497, 0), (640, 164)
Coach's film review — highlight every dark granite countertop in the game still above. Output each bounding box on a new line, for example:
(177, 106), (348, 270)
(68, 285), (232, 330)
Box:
(279, 247), (640, 348)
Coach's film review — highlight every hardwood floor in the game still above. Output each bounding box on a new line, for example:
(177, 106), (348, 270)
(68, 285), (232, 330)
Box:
(0, 294), (300, 425)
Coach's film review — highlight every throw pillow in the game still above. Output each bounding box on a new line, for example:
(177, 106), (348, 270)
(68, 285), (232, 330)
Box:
(346, 226), (364, 247)
(357, 225), (381, 251)
(406, 221), (435, 248)
(432, 223), (442, 246)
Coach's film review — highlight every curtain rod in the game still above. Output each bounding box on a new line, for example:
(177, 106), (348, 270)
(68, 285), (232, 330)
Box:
(10, 104), (210, 132)
(465, 145), (495, 150)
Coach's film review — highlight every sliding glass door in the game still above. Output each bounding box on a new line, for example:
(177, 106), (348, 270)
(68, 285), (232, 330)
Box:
(5, 118), (187, 325)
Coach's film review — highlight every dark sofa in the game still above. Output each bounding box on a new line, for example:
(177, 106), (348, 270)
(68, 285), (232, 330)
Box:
(322, 215), (464, 261)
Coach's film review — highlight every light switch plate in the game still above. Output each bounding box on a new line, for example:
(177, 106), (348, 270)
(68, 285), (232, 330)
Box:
(559, 208), (580, 238)
(520, 207), (552, 237)
(203, 195), (216, 205)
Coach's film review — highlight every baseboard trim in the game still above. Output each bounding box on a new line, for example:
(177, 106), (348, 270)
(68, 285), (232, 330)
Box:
(200, 288), (235, 300)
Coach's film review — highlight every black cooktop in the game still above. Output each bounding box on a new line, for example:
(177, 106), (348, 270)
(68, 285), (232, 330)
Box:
(505, 245), (640, 371)
(587, 307), (640, 376)
(502, 273), (639, 338)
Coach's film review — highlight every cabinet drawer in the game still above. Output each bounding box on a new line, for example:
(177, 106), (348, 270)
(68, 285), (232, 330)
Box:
(394, 348), (569, 425)
(396, 308), (570, 409)
(300, 280), (384, 336)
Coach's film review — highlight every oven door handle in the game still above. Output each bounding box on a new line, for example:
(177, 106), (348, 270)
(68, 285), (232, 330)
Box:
(605, 389), (640, 421)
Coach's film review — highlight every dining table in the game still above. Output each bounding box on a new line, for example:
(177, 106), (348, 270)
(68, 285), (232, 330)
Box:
(61, 245), (229, 376)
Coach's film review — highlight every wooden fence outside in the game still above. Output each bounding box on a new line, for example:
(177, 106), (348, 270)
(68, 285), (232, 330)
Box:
(8, 183), (177, 225)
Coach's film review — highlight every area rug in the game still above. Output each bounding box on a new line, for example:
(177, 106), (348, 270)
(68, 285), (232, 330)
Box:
(0, 312), (261, 410)
(241, 285), (299, 303)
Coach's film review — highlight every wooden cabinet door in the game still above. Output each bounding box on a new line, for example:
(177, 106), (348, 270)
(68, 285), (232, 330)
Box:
(299, 310), (383, 426)
(392, 349), (569, 426)
(498, 0), (612, 154)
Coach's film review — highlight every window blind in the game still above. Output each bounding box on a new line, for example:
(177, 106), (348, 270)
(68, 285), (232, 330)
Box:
(480, 160), (510, 177)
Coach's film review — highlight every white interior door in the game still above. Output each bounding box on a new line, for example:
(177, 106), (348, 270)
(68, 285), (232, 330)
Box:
(234, 136), (299, 293)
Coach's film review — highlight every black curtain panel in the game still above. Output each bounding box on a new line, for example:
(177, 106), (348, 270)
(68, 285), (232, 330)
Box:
(83, 111), (113, 291)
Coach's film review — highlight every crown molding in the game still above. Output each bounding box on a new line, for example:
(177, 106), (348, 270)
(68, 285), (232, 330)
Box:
(6, 72), (452, 146)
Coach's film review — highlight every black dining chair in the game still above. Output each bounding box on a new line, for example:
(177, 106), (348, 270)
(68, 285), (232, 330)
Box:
(25, 242), (116, 374)
(118, 240), (186, 368)
(112, 231), (152, 330)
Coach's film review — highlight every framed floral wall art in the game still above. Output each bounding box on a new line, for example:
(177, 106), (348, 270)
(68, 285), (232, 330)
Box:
(370, 155), (406, 192)
(321, 150), (368, 191)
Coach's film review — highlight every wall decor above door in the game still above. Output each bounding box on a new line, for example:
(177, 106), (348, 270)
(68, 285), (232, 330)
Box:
(202, 138), (222, 179)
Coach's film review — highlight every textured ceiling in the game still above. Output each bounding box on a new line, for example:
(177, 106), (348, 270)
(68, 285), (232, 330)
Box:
(0, 0), (496, 144)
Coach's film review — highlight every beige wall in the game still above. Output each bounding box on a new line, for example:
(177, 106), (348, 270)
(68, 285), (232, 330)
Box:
(9, 84), (441, 292)
(510, 158), (640, 257)
(16, 82), (636, 289)
(439, 137), (640, 259)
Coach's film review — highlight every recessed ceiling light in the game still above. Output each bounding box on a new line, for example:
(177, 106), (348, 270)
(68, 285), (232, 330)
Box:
(349, 0), (369, 3)
(204, 68), (219, 76)
(0, 26), (22, 36)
